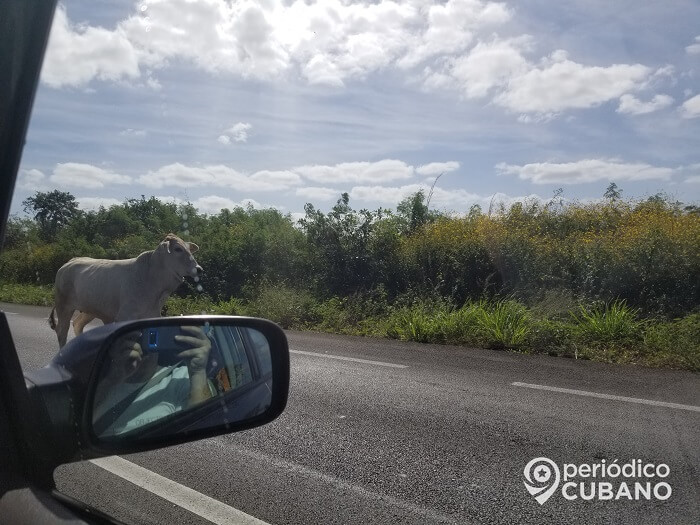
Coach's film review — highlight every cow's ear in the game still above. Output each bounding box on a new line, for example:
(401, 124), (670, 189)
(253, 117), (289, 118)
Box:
(188, 242), (199, 253)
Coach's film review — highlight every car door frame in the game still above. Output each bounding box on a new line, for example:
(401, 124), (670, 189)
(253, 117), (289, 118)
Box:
(0, 0), (122, 522)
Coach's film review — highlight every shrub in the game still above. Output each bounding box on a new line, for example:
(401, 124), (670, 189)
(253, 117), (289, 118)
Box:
(244, 282), (319, 329)
(0, 282), (53, 306)
(642, 314), (700, 371)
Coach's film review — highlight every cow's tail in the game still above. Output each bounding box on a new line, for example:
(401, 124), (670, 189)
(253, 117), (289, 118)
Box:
(48, 307), (57, 331)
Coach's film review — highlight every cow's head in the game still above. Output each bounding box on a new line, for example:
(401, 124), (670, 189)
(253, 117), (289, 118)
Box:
(156, 233), (203, 281)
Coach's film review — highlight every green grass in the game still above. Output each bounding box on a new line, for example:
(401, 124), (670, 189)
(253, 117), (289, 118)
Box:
(475, 300), (531, 349)
(3, 281), (698, 371)
(570, 300), (644, 344)
(0, 282), (53, 306)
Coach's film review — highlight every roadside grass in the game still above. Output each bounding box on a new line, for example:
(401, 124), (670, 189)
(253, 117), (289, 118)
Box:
(0, 282), (53, 306)
(570, 300), (644, 345)
(3, 282), (698, 371)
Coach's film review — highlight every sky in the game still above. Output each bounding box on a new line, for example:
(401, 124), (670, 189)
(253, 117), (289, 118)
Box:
(12, 0), (700, 221)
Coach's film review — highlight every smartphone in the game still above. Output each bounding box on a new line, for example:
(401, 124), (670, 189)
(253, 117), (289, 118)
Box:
(141, 326), (185, 366)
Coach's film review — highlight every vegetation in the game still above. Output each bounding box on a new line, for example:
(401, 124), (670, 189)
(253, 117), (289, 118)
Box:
(1, 189), (698, 371)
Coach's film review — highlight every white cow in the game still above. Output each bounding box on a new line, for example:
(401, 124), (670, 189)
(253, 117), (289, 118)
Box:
(49, 233), (202, 348)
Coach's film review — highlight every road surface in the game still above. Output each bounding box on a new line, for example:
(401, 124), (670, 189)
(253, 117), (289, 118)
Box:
(4, 302), (699, 524)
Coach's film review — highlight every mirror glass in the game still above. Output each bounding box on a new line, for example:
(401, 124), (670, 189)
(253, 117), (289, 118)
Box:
(91, 321), (273, 439)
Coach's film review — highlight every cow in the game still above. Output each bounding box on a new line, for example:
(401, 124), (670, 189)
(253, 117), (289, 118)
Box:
(49, 233), (202, 348)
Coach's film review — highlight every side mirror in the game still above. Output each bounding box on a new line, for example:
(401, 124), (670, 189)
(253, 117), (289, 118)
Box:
(24, 316), (289, 464)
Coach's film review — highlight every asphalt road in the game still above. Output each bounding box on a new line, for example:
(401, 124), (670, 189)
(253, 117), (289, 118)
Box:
(4, 302), (699, 525)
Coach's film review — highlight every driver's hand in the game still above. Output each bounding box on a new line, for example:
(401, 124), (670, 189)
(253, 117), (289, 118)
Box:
(174, 326), (211, 374)
(106, 332), (143, 383)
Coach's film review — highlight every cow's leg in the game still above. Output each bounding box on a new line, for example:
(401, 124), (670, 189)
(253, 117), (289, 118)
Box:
(72, 312), (96, 336)
(55, 302), (75, 348)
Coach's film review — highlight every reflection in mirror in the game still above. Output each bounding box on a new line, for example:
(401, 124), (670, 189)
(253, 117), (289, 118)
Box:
(92, 322), (273, 438)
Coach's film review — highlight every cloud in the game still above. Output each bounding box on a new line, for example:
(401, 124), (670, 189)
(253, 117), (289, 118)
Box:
(397, 0), (511, 69)
(496, 159), (675, 184)
(17, 169), (48, 191)
(680, 94), (700, 119)
(493, 54), (651, 114)
(349, 183), (544, 212)
(250, 170), (302, 186)
(192, 195), (262, 214)
(295, 187), (339, 201)
(685, 175), (700, 184)
(42, 0), (658, 119)
(686, 36), (700, 55)
(76, 197), (122, 211)
(293, 159), (415, 184)
(41, 5), (140, 88)
(415, 161), (460, 176)
(50, 163), (132, 189)
(617, 94), (674, 115)
(220, 122), (252, 144)
(137, 163), (299, 191)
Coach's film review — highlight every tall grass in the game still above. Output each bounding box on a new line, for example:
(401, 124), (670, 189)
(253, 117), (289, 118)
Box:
(475, 300), (531, 349)
(570, 300), (644, 344)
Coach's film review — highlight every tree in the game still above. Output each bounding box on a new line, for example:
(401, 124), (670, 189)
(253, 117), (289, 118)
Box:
(603, 182), (622, 202)
(396, 190), (430, 234)
(22, 190), (80, 241)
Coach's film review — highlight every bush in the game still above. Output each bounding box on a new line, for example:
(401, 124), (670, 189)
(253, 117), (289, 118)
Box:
(642, 314), (700, 371)
(244, 282), (319, 329)
(0, 282), (53, 306)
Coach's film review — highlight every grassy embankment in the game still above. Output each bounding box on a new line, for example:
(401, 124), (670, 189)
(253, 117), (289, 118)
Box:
(4, 282), (695, 372)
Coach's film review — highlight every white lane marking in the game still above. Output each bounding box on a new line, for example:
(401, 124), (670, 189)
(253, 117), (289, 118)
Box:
(290, 349), (408, 369)
(90, 456), (270, 525)
(2, 311), (18, 315)
(512, 382), (700, 413)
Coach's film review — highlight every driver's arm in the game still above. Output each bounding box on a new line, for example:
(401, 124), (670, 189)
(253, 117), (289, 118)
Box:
(174, 326), (213, 407)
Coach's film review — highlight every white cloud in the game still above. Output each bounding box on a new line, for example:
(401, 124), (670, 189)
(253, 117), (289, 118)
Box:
(349, 183), (544, 212)
(680, 94), (700, 119)
(397, 0), (511, 69)
(76, 197), (122, 211)
(685, 175), (700, 184)
(617, 94), (674, 115)
(293, 159), (415, 184)
(686, 36), (700, 55)
(41, 0), (658, 119)
(221, 122), (252, 143)
(137, 163), (298, 191)
(493, 56), (651, 114)
(17, 169), (48, 191)
(250, 170), (302, 186)
(42, 5), (140, 88)
(496, 159), (675, 184)
(441, 37), (532, 98)
(50, 163), (132, 189)
(295, 187), (339, 201)
(415, 161), (460, 176)
(193, 195), (262, 214)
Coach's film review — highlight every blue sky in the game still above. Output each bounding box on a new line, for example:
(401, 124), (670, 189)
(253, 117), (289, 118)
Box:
(13, 0), (700, 220)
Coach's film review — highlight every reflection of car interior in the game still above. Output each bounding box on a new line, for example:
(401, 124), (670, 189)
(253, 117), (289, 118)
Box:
(201, 325), (273, 408)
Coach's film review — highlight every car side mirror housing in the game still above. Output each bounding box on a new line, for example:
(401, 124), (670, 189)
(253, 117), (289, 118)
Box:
(24, 316), (289, 465)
